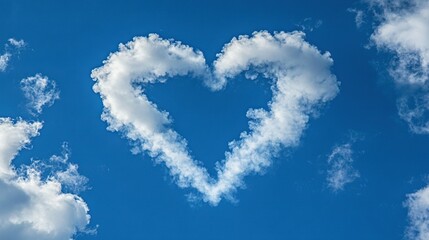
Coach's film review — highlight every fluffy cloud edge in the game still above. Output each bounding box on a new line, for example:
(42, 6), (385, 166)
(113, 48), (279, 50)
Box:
(406, 184), (429, 240)
(0, 118), (91, 240)
(369, 0), (429, 134)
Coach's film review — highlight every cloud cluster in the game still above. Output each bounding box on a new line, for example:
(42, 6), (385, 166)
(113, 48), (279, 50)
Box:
(367, 3), (429, 238)
(370, 0), (429, 133)
(0, 118), (90, 240)
(326, 143), (359, 192)
(20, 74), (60, 115)
(0, 38), (25, 72)
(92, 31), (339, 205)
(406, 184), (429, 240)
(371, 0), (429, 85)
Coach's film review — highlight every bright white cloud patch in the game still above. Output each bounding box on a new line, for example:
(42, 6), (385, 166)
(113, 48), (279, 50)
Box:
(326, 143), (359, 192)
(91, 31), (339, 205)
(406, 184), (429, 240)
(0, 118), (91, 240)
(370, 0), (429, 133)
(371, 0), (429, 85)
(20, 74), (60, 115)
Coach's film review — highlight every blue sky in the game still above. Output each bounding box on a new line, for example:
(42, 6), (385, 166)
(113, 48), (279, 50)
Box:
(1, 0), (429, 239)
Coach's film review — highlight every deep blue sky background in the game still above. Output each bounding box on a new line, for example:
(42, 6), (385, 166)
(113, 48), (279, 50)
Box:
(1, 0), (429, 239)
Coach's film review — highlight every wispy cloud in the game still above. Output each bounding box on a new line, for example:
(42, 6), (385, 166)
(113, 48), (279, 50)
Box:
(296, 18), (323, 32)
(91, 31), (339, 205)
(348, 8), (365, 28)
(20, 74), (60, 115)
(0, 118), (90, 240)
(8, 38), (26, 48)
(406, 184), (429, 240)
(0, 53), (11, 72)
(397, 94), (429, 134)
(326, 143), (360, 192)
(28, 142), (89, 194)
(0, 38), (25, 72)
(369, 0), (429, 133)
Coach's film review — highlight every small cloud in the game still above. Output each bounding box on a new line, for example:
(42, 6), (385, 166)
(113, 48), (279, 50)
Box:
(326, 143), (360, 192)
(20, 74), (60, 115)
(7, 38), (26, 48)
(296, 18), (323, 32)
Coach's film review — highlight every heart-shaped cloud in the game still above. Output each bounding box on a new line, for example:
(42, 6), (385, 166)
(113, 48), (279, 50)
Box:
(91, 31), (339, 205)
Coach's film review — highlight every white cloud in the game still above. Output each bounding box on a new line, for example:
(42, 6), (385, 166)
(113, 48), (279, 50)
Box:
(20, 74), (60, 115)
(370, 0), (429, 134)
(406, 184), (429, 240)
(371, 0), (429, 85)
(0, 38), (25, 72)
(48, 143), (88, 193)
(0, 118), (91, 240)
(0, 118), (42, 177)
(326, 143), (360, 192)
(91, 31), (339, 205)
(0, 53), (11, 72)
(8, 38), (26, 49)
(368, 3), (429, 238)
